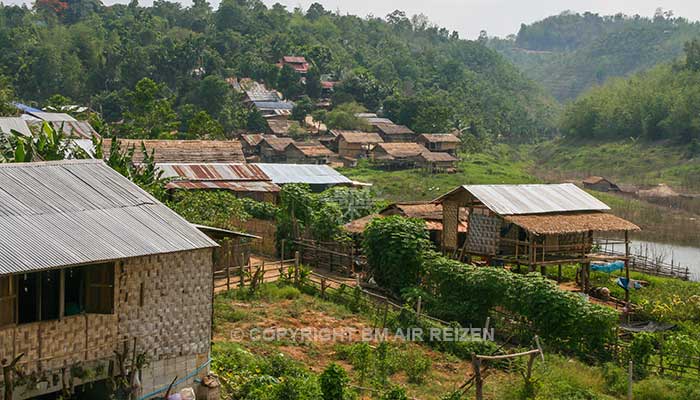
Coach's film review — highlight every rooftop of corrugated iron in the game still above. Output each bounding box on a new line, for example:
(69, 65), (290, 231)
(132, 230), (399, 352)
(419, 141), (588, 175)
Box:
(282, 56), (308, 64)
(102, 139), (245, 164)
(433, 183), (611, 215)
(240, 133), (270, 146)
(255, 163), (352, 185)
(157, 163), (270, 181)
(166, 180), (280, 193)
(261, 137), (294, 152)
(0, 117), (32, 137)
(27, 111), (77, 122)
(0, 160), (217, 276)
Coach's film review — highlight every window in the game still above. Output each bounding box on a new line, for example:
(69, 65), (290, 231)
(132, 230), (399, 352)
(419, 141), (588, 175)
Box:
(85, 264), (115, 314)
(0, 276), (16, 327)
(4, 263), (114, 326)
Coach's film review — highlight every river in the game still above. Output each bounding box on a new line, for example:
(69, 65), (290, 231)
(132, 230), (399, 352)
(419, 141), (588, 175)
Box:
(606, 239), (700, 281)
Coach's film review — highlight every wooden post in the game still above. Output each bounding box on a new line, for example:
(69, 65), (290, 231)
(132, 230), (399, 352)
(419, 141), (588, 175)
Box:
(321, 278), (327, 298)
(294, 251), (300, 285)
(471, 353), (483, 400)
(280, 239), (285, 270)
(416, 296), (422, 318)
(628, 360), (633, 400)
(2, 353), (24, 400)
(525, 352), (536, 384)
(226, 263), (231, 291)
(557, 264), (562, 282)
(625, 230), (630, 303)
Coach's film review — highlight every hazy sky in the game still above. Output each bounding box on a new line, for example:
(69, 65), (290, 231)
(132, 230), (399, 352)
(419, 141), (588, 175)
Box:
(3, 0), (700, 38)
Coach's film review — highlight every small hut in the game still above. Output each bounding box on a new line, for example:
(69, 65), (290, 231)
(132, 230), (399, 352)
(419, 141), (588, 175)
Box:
(583, 176), (620, 192)
(434, 184), (640, 290)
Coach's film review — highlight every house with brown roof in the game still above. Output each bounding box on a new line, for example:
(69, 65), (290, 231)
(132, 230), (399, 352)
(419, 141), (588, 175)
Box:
(240, 133), (274, 158)
(278, 56), (309, 74)
(284, 141), (335, 164)
(373, 123), (415, 142)
(415, 151), (458, 173)
(259, 137), (294, 162)
(582, 176), (620, 192)
(332, 130), (384, 159)
(102, 139), (245, 164)
(417, 133), (460, 155)
(371, 142), (426, 169)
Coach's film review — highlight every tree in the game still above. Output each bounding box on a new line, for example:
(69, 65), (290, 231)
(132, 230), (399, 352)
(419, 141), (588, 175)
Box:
(685, 39), (700, 72)
(291, 95), (314, 122)
(0, 78), (18, 117)
(185, 110), (224, 139)
(305, 65), (322, 99)
(324, 102), (369, 130)
(277, 64), (304, 99)
(246, 108), (267, 132)
(4, 122), (87, 163)
(332, 69), (390, 111)
(120, 78), (179, 138)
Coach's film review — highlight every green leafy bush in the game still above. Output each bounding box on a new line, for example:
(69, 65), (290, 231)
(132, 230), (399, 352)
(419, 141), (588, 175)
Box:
(168, 190), (249, 229)
(363, 216), (433, 295)
(320, 363), (349, 400)
(404, 350), (431, 383)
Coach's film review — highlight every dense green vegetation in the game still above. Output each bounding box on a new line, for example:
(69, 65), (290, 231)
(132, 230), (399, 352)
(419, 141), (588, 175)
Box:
(0, 0), (556, 141)
(489, 10), (700, 101)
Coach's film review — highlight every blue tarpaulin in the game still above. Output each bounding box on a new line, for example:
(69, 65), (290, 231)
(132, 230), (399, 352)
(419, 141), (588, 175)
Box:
(617, 277), (642, 291)
(591, 260), (625, 273)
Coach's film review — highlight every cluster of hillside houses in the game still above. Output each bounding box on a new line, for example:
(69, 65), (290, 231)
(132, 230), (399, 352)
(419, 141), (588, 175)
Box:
(0, 56), (646, 400)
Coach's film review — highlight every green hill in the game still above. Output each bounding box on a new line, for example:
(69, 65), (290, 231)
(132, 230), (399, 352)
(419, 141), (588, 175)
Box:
(0, 1), (556, 141)
(489, 10), (700, 101)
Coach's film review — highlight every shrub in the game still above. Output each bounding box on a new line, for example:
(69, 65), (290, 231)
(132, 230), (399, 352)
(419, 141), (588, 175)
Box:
(381, 386), (408, 400)
(633, 377), (700, 400)
(404, 349), (431, 383)
(363, 216), (433, 295)
(320, 363), (349, 400)
(629, 332), (656, 378)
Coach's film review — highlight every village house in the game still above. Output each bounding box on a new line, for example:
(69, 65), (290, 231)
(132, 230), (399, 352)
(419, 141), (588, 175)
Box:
(266, 119), (295, 136)
(283, 141), (334, 164)
(372, 123), (416, 142)
(582, 176), (620, 192)
(435, 184), (639, 291)
(277, 56), (309, 74)
(0, 160), (218, 399)
(414, 151), (458, 173)
(417, 133), (461, 155)
(240, 133), (271, 158)
(159, 162), (281, 203)
(255, 163), (355, 192)
(371, 142), (427, 169)
(258, 137), (294, 163)
(102, 139), (246, 164)
(332, 130), (384, 159)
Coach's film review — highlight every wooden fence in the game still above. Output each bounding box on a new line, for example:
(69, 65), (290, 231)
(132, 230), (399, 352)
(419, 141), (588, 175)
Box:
(613, 340), (700, 381)
(213, 257), (297, 293)
(293, 239), (362, 276)
(595, 239), (690, 280)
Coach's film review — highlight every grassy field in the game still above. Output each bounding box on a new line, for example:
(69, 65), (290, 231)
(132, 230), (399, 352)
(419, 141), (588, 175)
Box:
(528, 138), (700, 192)
(211, 282), (700, 399)
(340, 145), (537, 202)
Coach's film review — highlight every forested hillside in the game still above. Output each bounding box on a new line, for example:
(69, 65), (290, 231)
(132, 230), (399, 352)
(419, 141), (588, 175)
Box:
(0, 0), (557, 141)
(489, 10), (700, 101)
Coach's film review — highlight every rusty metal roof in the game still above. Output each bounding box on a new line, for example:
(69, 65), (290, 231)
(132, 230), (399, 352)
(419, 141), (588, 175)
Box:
(0, 160), (217, 276)
(434, 184), (611, 215)
(158, 163), (269, 181)
(166, 180), (280, 192)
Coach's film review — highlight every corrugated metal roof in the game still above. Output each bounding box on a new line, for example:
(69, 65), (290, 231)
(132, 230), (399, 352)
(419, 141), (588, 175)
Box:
(166, 180), (280, 192)
(256, 163), (353, 185)
(436, 184), (610, 215)
(27, 112), (78, 122)
(0, 117), (32, 137)
(253, 101), (294, 110)
(158, 163), (269, 181)
(0, 160), (217, 276)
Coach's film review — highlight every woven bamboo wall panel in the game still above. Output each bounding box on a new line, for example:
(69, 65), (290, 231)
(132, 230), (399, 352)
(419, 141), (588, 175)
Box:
(442, 200), (460, 251)
(466, 213), (501, 255)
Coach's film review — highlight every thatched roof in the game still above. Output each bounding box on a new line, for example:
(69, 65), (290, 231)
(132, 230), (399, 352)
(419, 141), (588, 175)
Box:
(638, 184), (679, 198)
(375, 142), (426, 158)
(290, 142), (334, 157)
(261, 137), (294, 152)
(344, 202), (468, 234)
(504, 211), (640, 235)
(418, 133), (460, 143)
(344, 214), (380, 233)
(418, 152), (458, 162)
(102, 139), (245, 164)
(374, 123), (414, 135)
(332, 130), (383, 144)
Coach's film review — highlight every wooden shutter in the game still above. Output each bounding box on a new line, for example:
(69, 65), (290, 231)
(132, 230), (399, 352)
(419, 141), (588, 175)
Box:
(85, 264), (115, 314)
(0, 275), (16, 326)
